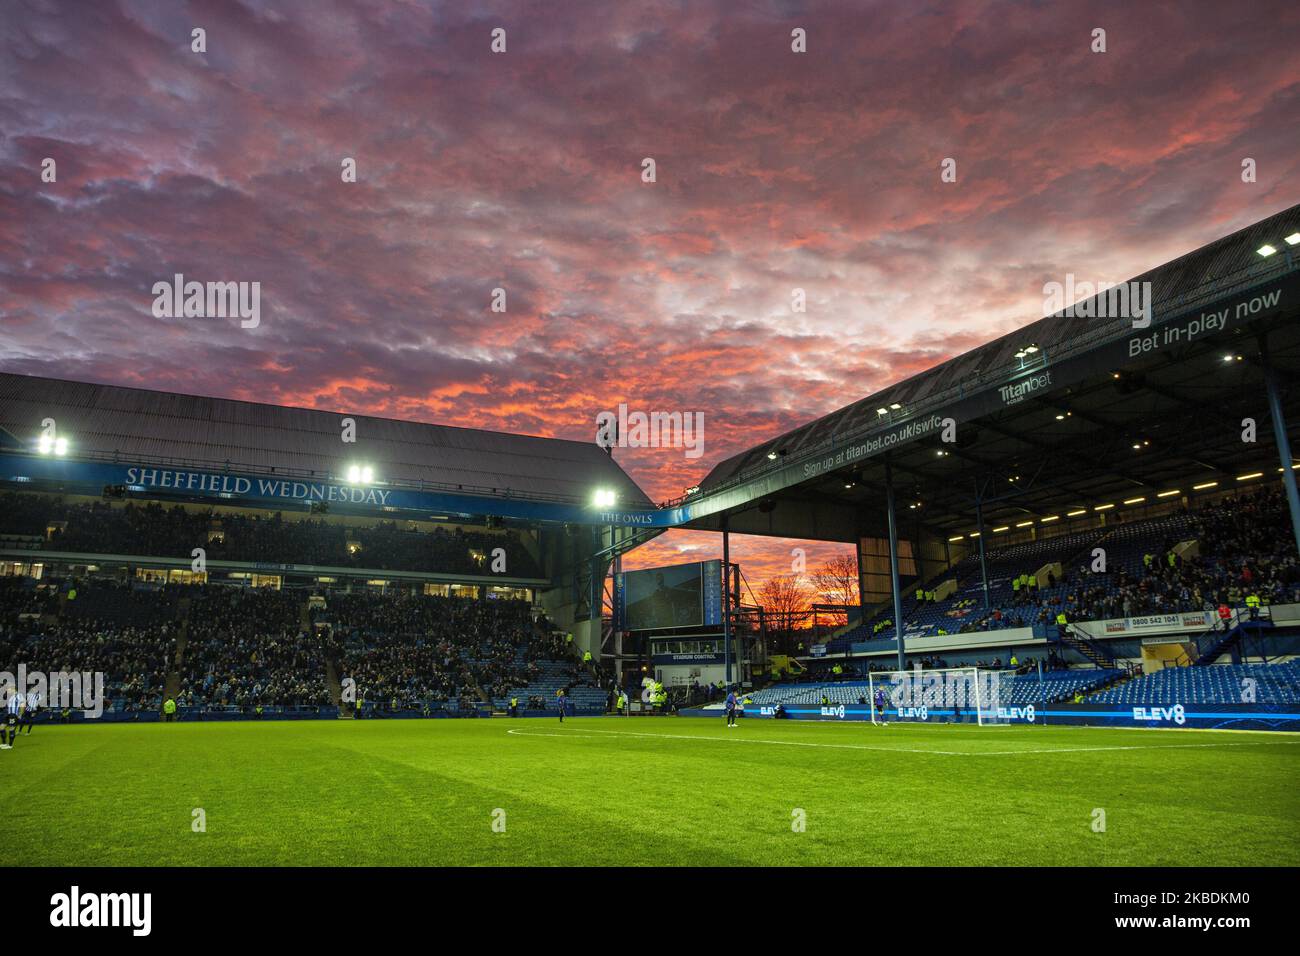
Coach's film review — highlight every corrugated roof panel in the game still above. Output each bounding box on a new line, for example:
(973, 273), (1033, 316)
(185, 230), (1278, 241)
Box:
(0, 373), (652, 507)
(700, 201), (1300, 489)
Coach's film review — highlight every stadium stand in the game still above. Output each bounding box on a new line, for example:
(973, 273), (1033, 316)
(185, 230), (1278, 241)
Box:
(837, 488), (1300, 649)
(3, 493), (543, 578)
(1089, 661), (1300, 705)
(746, 668), (1122, 710)
(0, 574), (606, 718)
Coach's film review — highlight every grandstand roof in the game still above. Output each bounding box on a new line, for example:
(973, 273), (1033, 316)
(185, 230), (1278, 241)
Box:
(679, 201), (1300, 543)
(0, 372), (652, 509)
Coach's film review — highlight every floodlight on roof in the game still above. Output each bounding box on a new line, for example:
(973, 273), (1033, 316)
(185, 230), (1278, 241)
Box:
(346, 464), (375, 485)
(36, 434), (68, 456)
(1285, 232), (1300, 246)
(1257, 244), (1277, 257)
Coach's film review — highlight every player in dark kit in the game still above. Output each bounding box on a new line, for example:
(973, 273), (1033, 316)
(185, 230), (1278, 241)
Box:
(1, 690), (20, 749)
(556, 688), (566, 723)
(874, 688), (888, 726)
(725, 689), (739, 727)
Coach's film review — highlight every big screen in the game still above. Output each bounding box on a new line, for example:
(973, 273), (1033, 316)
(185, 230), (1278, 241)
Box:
(622, 562), (704, 630)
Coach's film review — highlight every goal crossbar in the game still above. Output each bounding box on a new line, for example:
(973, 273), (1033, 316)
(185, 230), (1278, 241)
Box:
(867, 666), (1012, 726)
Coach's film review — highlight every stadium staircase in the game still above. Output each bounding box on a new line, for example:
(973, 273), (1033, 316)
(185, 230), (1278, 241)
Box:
(324, 659), (346, 716)
(1194, 619), (1274, 666)
(1058, 624), (1132, 672)
(162, 594), (191, 701)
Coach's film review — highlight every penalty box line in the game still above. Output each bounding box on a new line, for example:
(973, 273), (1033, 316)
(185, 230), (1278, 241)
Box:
(507, 726), (1300, 758)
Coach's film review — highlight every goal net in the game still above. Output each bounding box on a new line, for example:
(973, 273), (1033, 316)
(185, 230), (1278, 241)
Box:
(866, 666), (1012, 726)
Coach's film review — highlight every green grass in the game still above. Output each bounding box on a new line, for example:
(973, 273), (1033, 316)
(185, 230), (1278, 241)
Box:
(4, 717), (1298, 866)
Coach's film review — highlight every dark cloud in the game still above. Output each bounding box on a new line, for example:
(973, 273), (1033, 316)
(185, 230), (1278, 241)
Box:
(2, 0), (1297, 582)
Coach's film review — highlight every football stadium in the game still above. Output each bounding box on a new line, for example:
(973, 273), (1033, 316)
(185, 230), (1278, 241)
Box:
(6, 0), (1300, 936)
(3, 203), (1299, 876)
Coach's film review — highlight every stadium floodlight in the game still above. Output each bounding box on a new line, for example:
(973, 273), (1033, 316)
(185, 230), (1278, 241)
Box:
(593, 488), (617, 508)
(889, 402), (902, 410)
(767, 450), (778, 460)
(1041, 515), (1059, 523)
(1024, 344), (1039, 354)
(1157, 489), (1181, 498)
(1123, 496), (1146, 505)
(345, 464), (375, 485)
(1193, 481), (1219, 490)
(36, 434), (68, 456)
(1257, 244), (1277, 257)
(992, 525), (1009, 533)
(948, 535), (964, 542)
(1236, 472), (1263, 482)
(1095, 503), (1114, 511)
(1015, 520), (1033, 528)
(876, 407), (888, 416)
(1067, 509), (1087, 517)
(1285, 232), (1300, 246)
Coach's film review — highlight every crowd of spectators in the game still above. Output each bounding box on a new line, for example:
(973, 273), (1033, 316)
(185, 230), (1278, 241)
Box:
(953, 489), (1300, 634)
(0, 571), (586, 717)
(0, 615), (176, 712)
(323, 593), (565, 711)
(178, 586), (332, 710)
(4, 493), (541, 577)
(328, 593), (475, 710)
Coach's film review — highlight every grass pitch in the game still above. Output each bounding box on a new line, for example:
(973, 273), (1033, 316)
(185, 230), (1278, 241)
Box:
(4, 717), (1298, 866)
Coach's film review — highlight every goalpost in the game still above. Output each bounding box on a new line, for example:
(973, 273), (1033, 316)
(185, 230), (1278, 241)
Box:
(867, 666), (1014, 726)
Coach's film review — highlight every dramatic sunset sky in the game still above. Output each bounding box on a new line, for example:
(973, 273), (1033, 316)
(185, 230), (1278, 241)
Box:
(2, 0), (1297, 591)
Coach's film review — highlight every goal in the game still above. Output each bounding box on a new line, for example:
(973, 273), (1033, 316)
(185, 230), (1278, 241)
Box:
(866, 666), (1012, 726)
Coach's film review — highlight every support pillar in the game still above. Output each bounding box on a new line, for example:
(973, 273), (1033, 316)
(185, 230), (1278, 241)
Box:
(885, 458), (907, 672)
(1263, 353), (1300, 557)
(974, 477), (991, 610)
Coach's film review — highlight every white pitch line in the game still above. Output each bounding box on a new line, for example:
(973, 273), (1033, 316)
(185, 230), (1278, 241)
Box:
(510, 726), (974, 756)
(508, 725), (1300, 758)
(963, 739), (1300, 756)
